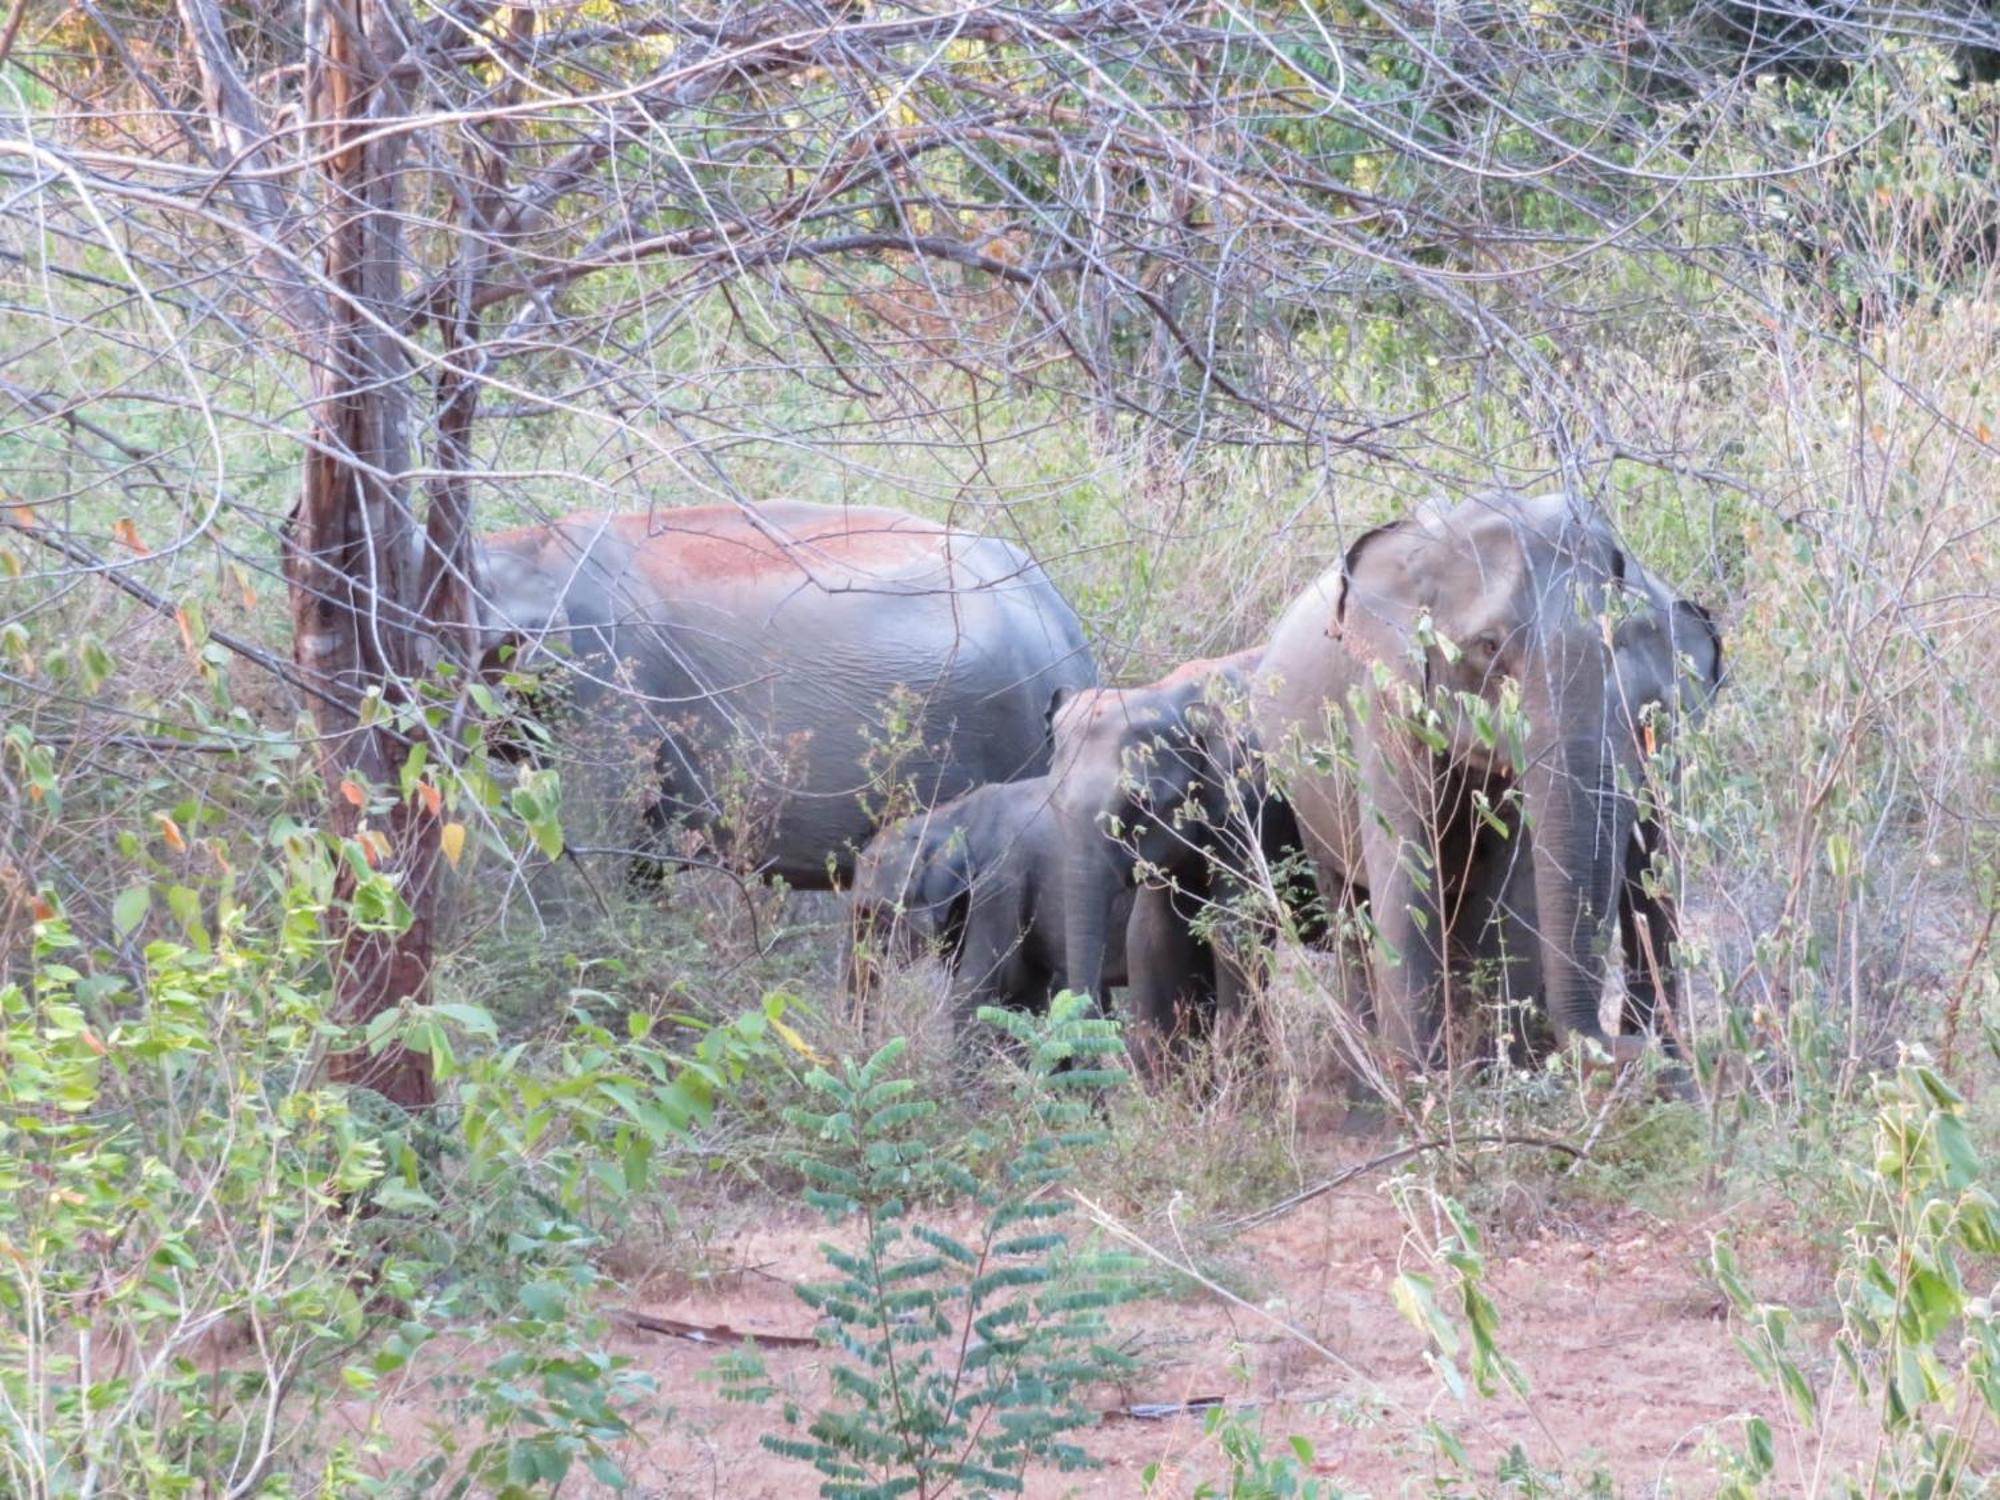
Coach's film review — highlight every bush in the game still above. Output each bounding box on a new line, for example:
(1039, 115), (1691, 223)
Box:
(0, 889), (800, 1495)
(727, 994), (1144, 1499)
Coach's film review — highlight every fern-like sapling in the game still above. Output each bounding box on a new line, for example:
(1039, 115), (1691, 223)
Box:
(728, 993), (1141, 1499)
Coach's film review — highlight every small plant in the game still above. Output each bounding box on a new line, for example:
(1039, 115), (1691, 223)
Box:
(1155, 1404), (1364, 1499)
(1388, 1181), (1528, 1407)
(730, 993), (1143, 1498)
(1712, 1055), (2000, 1495)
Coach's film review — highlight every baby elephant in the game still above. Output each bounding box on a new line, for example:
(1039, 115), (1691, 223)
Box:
(847, 776), (1131, 1055)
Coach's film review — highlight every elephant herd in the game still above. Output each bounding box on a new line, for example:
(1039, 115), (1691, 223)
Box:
(470, 490), (1721, 1084)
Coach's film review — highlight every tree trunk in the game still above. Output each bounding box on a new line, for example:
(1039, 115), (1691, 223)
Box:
(290, 0), (434, 1108)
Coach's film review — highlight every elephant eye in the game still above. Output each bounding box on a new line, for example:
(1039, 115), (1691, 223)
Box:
(1468, 631), (1504, 664)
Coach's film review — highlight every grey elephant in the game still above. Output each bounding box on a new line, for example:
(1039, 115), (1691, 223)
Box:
(1048, 650), (1313, 1078)
(1251, 491), (1721, 1074)
(472, 502), (1098, 890)
(847, 775), (1132, 1051)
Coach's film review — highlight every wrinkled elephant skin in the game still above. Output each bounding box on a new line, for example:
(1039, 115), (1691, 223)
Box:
(471, 502), (1098, 890)
(848, 775), (1130, 1057)
(1251, 491), (1721, 1074)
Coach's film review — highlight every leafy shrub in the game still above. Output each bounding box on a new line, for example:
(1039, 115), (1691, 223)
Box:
(1713, 1057), (2000, 1495)
(0, 907), (381, 1496)
(728, 993), (1143, 1498)
(0, 888), (797, 1496)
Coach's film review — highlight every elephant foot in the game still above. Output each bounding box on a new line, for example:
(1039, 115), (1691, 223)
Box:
(1576, 1033), (1699, 1102)
(1653, 1060), (1698, 1103)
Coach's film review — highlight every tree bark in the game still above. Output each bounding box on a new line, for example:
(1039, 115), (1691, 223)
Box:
(290, 0), (434, 1108)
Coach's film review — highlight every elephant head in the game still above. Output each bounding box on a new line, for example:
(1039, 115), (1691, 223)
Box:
(449, 527), (608, 765)
(847, 809), (974, 998)
(1047, 652), (1262, 1010)
(1332, 493), (1719, 1069)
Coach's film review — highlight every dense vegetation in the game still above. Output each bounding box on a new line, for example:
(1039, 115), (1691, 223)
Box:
(2, 0), (1997, 1493)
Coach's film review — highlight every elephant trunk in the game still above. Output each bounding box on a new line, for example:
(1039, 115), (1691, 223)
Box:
(1062, 835), (1126, 1013)
(1522, 727), (1633, 1053)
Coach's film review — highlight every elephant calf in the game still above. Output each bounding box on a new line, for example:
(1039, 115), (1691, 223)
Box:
(847, 777), (1131, 1056)
(1049, 650), (1317, 1080)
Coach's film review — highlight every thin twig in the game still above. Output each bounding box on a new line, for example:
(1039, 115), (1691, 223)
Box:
(1216, 1134), (1585, 1235)
(1068, 1188), (1376, 1383)
(0, 0), (31, 73)
(1, 517), (359, 722)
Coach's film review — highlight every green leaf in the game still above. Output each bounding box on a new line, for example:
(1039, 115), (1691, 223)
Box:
(1425, 1419), (1470, 1468)
(112, 885), (150, 939)
(1392, 1272), (1458, 1356)
(518, 1280), (569, 1320)
(430, 1002), (499, 1040)
(1744, 1414), (1774, 1477)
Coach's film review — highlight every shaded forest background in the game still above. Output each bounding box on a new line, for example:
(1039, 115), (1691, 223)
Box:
(2, 0), (1999, 1494)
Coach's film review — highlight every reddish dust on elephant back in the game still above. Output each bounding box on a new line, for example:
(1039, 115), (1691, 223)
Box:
(486, 504), (972, 591)
(338, 1106), (1864, 1496)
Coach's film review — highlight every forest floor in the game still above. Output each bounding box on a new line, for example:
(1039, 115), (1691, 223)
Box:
(340, 1097), (1875, 1497)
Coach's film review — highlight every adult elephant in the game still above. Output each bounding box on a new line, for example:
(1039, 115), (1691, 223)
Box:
(1251, 491), (1721, 1074)
(472, 502), (1097, 890)
(1049, 650), (1307, 1077)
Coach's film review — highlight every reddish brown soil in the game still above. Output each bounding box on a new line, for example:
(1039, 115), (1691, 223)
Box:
(336, 1133), (1873, 1497)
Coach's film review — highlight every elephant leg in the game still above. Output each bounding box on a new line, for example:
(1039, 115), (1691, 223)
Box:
(949, 897), (1030, 1072)
(627, 729), (709, 893)
(1208, 941), (1266, 1078)
(1124, 882), (1214, 1084)
(627, 795), (680, 895)
(1204, 869), (1274, 1072)
(1358, 796), (1454, 1075)
(1619, 820), (1685, 1058)
(1459, 822), (1548, 1070)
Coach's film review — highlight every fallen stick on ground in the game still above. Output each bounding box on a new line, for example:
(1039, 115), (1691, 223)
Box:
(1217, 1133), (1585, 1235)
(613, 1309), (820, 1350)
(1101, 1396), (1232, 1423)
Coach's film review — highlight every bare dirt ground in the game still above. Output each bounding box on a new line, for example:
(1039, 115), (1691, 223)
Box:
(340, 1108), (1876, 1498)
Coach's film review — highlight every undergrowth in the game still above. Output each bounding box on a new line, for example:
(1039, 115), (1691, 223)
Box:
(723, 994), (1145, 1499)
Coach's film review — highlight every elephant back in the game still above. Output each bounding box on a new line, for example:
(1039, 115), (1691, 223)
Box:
(472, 502), (1095, 888)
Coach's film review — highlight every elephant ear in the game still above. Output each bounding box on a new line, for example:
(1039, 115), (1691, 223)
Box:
(1670, 598), (1723, 707)
(1332, 520), (1426, 678)
(914, 820), (976, 918)
(1612, 583), (1723, 730)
